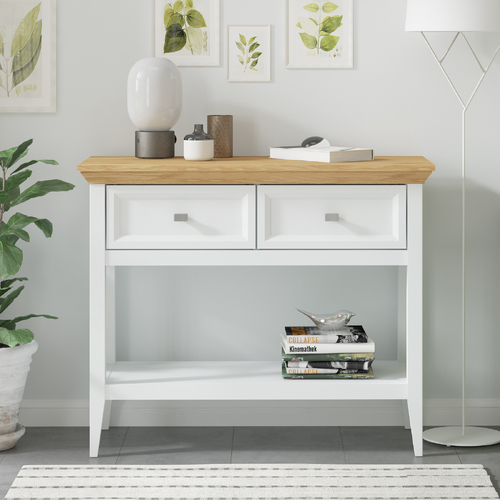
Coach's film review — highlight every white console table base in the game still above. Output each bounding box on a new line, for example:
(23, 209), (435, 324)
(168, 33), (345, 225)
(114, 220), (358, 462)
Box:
(89, 183), (424, 457)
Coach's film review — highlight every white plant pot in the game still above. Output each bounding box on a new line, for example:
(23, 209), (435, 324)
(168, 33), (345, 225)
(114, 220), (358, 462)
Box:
(0, 340), (38, 451)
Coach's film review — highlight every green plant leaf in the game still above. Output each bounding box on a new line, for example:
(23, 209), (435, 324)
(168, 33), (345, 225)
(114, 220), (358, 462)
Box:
(167, 13), (184, 28)
(0, 140), (33, 170)
(0, 285), (24, 314)
(248, 36), (256, 44)
(185, 26), (202, 54)
(0, 327), (33, 347)
(164, 6), (174, 28)
(246, 57), (250, 63)
(5, 170), (32, 192)
(303, 3), (319, 12)
(296, 22), (302, 28)
(320, 34), (339, 51)
(0, 193), (10, 205)
(185, 0), (193, 9)
(251, 59), (258, 67)
(236, 41), (245, 54)
(299, 32), (317, 49)
(10, 3), (40, 57)
(298, 17), (319, 37)
(173, 0), (183, 13)
(4, 186), (20, 213)
(12, 26), (42, 90)
(0, 241), (23, 280)
(237, 55), (244, 65)
(309, 17), (319, 25)
(186, 9), (206, 28)
(164, 23), (187, 52)
(320, 15), (343, 34)
(12, 19), (42, 73)
(250, 67), (258, 71)
(251, 51), (262, 59)
(239, 34), (247, 46)
(0, 277), (27, 289)
(249, 42), (259, 53)
(0, 31), (4, 57)
(0, 313), (56, 331)
(322, 2), (339, 13)
(10, 179), (75, 208)
(0, 212), (53, 238)
(12, 158), (58, 175)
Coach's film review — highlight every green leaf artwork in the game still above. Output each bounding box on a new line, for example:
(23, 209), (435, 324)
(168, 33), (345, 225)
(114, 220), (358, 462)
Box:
(0, 139), (74, 347)
(236, 33), (262, 72)
(296, 1), (342, 55)
(0, 3), (43, 97)
(163, 0), (208, 55)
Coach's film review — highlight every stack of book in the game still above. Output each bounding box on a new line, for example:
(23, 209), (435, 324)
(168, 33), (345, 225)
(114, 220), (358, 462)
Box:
(281, 325), (375, 379)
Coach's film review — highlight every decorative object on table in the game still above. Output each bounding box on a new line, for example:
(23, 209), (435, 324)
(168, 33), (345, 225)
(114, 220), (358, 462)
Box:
(184, 124), (214, 161)
(127, 57), (182, 159)
(0, 139), (74, 450)
(405, 0), (500, 448)
(270, 137), (373, 163)
(207, 115), (233, 158)
(0, 0), (56, 112)
(227, 25), (271, 82)
(296, 308), (355, 330)
(286, 0), (353, 69)
(281, 323), (375, 378)
(154, 0), (220, 67)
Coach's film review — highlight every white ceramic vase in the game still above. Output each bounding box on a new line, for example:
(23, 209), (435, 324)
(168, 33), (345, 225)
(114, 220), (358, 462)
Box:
(0, 340), (38, 451)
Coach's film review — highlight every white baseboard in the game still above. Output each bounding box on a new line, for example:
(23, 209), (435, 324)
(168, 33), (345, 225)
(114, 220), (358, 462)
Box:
(19, 399), (500, 427)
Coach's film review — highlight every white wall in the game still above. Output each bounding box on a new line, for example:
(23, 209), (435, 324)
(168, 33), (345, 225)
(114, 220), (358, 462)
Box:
(2, 0), (500, 426)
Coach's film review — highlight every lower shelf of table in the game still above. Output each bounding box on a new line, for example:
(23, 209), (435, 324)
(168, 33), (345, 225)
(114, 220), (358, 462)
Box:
(104, 360), (408, 401)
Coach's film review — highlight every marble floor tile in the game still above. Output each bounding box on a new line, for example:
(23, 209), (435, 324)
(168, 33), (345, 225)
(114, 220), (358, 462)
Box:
(231, 426), (345, 464)
(341, 426), (461, 464)
(116, 427), (233, 465)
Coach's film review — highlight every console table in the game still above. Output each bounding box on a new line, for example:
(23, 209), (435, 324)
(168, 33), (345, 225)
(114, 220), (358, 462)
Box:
(78, 156), (435, 457)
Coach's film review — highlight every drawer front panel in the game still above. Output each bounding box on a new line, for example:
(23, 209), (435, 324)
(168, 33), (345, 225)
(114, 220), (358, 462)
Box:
(257, 185), (406, 249)
(107, 185), (256, 249)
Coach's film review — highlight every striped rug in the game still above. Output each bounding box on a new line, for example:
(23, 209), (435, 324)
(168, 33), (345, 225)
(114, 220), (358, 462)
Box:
(5, 464), (499, 499)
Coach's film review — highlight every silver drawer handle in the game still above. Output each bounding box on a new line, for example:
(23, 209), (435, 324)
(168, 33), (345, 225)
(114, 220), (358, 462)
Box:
(174, 213), (188, 222)
(325, 213), (340, 222)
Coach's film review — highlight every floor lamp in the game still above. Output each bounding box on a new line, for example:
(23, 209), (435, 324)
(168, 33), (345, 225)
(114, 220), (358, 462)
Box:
(406, 0), (500, 447)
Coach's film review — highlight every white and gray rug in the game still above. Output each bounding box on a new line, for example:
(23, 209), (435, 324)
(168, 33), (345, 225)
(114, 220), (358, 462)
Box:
(5, 464), (499, 499)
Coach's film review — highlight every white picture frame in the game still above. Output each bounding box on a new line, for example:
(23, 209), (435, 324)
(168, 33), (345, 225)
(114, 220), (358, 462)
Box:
(286, 0), (353, 69)
(155, 0), (220, 67)
(0, 0), (56, 113)
(227, 25), (271, 83)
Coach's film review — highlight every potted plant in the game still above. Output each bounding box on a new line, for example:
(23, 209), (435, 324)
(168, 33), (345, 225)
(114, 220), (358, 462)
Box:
(0, 139), (74, 451)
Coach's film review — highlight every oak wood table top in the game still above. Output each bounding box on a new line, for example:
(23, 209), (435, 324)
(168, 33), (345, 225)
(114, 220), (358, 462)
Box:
(78, 155), (435, 185)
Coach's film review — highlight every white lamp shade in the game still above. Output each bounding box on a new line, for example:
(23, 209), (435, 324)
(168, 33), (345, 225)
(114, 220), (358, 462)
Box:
(127, 57), (182, 132)
(406, 0), (500, 32)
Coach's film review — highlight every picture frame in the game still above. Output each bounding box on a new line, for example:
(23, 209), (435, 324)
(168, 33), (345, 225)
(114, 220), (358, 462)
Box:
(155, 0), (220, 67)
(0, 0), (57, 113)
(227, 25), (271, 83)
(286, 0), (353, 69)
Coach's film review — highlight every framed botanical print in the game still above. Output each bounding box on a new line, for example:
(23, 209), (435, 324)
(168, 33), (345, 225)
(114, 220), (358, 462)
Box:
(227, 25), (271, 83)
(0, 0), (57, 112)
(286, 0), (353, 69)
(155, 0), (220, 67)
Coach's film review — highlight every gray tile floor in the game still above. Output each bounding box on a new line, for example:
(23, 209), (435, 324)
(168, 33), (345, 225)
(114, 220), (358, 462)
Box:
(1, 426), (500, 498)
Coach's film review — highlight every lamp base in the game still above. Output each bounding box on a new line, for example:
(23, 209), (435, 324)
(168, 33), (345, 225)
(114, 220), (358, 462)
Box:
(135, 131), (176, 159)
(423, 426), (500, 447)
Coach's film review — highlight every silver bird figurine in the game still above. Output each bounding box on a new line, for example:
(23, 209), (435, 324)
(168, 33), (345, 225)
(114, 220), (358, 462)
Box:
(296, 309), (355, 330)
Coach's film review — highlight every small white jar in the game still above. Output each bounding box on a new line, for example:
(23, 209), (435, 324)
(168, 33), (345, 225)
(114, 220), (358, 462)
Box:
(184, 124), (214, 161)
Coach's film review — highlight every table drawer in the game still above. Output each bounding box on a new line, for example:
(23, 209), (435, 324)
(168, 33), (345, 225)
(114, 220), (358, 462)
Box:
(257, 185), (406, 249)
(107, 185), (256, 249)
